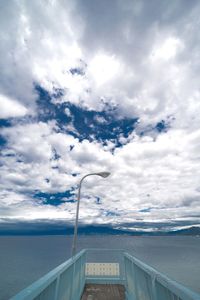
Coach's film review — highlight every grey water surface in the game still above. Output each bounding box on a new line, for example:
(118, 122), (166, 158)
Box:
(0, 235), (200, 299)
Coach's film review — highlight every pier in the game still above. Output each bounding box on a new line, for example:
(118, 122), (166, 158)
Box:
(11, 248), (200, 300)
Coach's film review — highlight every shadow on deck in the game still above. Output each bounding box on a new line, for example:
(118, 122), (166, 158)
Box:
(81, 284), (125, 300)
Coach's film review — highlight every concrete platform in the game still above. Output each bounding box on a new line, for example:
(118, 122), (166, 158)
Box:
(81, 284), (125, 300)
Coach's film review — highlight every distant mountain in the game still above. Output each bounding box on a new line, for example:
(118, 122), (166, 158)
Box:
(169, 226), (200, 236)
(1, 223), (200, 236)
(78, 225), (200, 236)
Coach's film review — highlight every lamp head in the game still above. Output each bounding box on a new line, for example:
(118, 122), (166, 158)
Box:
(96, 172), (110, 178)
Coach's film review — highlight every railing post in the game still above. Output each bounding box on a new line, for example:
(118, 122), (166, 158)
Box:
(151, 274), (157, 300)
(132, 260), (139, 300)
(80, 251), (86, 290)
(120, 250), (124, 283)
(54, 275), (60, 300)
(124, 255), (128, 298)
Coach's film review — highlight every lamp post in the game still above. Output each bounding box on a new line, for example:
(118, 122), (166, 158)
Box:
(71, 172), (110, 257)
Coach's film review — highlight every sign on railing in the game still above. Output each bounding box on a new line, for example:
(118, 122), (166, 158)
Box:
(85, 248), (125, 284)
(85, 263), (120, 276)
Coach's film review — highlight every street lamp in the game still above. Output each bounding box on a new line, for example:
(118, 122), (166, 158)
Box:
(71, 172), (110, 256)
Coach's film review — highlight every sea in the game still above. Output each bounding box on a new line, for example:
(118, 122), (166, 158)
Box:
(0, 235), (200, 299)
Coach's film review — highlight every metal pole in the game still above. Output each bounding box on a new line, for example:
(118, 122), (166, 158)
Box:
(71, 176), (83, 257)
(71, 172), (110, 257)
(71, 173), (96, 257)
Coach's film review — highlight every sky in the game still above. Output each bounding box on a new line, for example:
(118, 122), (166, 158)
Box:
(0, 0), (200, 234)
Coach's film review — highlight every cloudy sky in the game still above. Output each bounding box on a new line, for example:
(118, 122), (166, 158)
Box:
(0, 0), (200, 234)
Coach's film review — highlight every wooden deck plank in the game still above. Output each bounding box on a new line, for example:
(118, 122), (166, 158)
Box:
(81, 284), (125, 300)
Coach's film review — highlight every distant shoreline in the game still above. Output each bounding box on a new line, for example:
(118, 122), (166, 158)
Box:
(0, 225), (200, 236)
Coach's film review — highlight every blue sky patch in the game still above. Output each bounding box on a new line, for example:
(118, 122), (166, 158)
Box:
(102, 209), (121, 217)
(0, 119), (14, 148)
(155, 120), (168, 133)
(33, 190), (76, 206)
(139, 207), (152, 213)
(0, 135), (6, 148)
(69, 67), (85, 76)
(0, 119), (12, 127)
(35, 85), (138, 148)
(35, 85), (71, 125)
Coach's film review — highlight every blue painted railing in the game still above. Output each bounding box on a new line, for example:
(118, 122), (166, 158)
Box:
(124, 252), (200, 300)
(11, 250), (86, 300)
(11, 249), (200, 300)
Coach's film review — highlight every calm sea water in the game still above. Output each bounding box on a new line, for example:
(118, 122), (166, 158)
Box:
(0, 235), (200, 299)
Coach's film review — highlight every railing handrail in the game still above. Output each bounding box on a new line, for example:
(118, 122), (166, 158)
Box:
(10, 250), (86, 300)
(124, 252), (200, 300)
(85, 248), (125, 252)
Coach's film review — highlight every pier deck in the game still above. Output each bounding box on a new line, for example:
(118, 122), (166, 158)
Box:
(81, 284), (125, 300)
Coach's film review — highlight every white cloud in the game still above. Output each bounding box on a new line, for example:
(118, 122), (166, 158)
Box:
(0, 0), (198, 126)
(88, 53), (121, 87)
(64, 107), (71, 117)
(152, 37), (183, 61)
(0, 94), (28, 118)
(1, 118), (200, 229)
